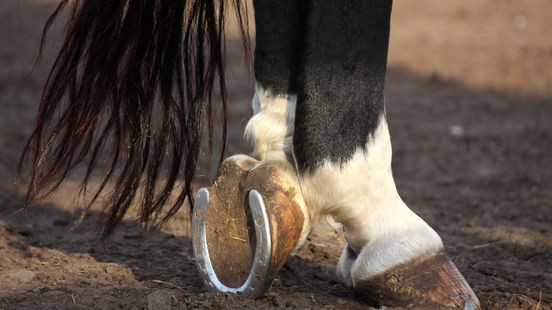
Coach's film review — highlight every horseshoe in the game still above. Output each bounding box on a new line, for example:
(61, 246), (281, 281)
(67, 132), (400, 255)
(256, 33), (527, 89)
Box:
(192, 156), (310, 298)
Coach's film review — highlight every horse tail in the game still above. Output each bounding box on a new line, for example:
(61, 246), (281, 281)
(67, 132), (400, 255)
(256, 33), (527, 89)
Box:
(19, 0), (250, 238)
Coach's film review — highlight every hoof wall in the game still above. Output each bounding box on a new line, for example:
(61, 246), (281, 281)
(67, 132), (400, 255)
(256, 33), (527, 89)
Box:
(355, 252), (480, 309)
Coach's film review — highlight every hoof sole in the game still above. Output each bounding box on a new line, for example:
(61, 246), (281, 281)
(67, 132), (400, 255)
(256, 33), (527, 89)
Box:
(192, 157), (308, 298)
(193, 188), (272, 298)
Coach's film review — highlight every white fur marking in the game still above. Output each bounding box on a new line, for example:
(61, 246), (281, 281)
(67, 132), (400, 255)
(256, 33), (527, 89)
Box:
(336, 245), (355, 288)
(244, 83), (296, 161)
(297, 116), (444, 283)
(244, 83), (442, 283)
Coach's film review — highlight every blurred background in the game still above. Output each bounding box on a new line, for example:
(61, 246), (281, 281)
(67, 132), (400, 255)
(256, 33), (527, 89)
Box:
(0, 0), (550, 308)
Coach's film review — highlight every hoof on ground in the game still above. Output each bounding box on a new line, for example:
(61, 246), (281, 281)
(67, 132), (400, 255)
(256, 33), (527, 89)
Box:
(354, 252), (480, 309)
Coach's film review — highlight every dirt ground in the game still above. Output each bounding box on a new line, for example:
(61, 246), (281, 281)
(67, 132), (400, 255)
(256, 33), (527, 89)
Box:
(1, 0), (551, 309)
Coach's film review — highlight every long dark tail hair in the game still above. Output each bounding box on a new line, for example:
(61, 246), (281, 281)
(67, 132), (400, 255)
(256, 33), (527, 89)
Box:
(19, 0), (249, 238)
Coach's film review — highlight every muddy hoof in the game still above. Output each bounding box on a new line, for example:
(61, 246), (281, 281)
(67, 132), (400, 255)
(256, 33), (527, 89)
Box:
(192, 155), (308, 298)
(355, 252), (480, 309)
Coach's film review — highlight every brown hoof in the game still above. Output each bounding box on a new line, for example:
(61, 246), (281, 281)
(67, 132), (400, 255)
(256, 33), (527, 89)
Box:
(355, 252), (480, 309)
(192, 156), (309, 298)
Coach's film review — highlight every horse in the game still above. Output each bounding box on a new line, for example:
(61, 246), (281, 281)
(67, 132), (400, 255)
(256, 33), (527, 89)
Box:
(20, 0), (479, 308)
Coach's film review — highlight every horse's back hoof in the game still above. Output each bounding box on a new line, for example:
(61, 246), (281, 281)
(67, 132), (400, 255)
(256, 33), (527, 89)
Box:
(192, 156), (308, 298)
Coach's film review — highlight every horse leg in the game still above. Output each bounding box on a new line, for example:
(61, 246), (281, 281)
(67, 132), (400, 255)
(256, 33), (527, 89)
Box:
(245, 0), (313, 241)
(245, 0), (307, 161)
(292, 1), (480, 308)
(192, 1), (313, 295)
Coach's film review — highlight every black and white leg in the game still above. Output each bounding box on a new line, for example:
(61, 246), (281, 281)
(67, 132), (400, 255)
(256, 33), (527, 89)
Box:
(292, 1), (479, 308)
(245, 0), (312, 240)
(245, 0), (306, 162)
(193, 0), (312, 297)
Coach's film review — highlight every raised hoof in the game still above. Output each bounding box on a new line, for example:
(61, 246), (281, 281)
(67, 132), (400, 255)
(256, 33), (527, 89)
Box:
(355, 252), (480, 309)
(192, 156), (308, 298)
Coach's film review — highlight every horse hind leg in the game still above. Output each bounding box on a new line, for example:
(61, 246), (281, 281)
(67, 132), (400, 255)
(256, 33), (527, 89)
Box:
(193, 1), (313, 294)
(292, 0), (480, 308)
(244, 0), (314, 244)
(298, 116), (479, 308)
(245, 0), (307, 163)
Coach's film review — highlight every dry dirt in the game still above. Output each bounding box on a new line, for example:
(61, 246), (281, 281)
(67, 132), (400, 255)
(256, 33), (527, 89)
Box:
(1, 0), (551, 309)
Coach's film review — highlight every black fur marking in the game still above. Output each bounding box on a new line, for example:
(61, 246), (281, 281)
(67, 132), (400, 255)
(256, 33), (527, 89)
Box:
(293, 0), (393, 173)
(252, 0), (307, 95)
(252, 1), (393, 172)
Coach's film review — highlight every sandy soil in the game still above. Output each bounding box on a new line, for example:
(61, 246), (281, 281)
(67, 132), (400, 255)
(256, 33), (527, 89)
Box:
(1, 0), (551, 309)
